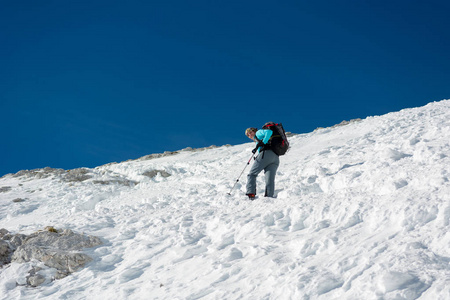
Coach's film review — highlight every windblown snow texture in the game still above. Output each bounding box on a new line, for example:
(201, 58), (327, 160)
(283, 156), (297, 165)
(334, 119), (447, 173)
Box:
(0, 100), (449, 299)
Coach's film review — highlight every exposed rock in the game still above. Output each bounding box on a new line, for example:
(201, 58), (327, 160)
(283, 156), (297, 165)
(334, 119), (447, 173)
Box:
(12, 167), (65, 179)
(0, 239), (12, 267)
(26, 267), (47, 287)
(1, 227), (102, 287)
(0, 186), (12, 193)
(142, 170), (171, 178)
(12, 246), (93, 273)
(9, 234), (27, 248)
(285, 132), (297, 137)
(92, 179), (138, 186)
(44, 226), (58, 233)
(138, 151), (180, 161)
(0, 228), (9, 238)
(62, 168), (92, 182)
(12, 198), (26, 203)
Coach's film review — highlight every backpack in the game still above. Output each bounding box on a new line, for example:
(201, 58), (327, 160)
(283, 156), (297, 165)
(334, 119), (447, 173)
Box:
(262, 122), (290, 156)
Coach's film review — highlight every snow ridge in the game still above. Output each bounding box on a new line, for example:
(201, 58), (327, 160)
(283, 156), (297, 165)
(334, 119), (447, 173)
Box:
(0, 100), (449, 299)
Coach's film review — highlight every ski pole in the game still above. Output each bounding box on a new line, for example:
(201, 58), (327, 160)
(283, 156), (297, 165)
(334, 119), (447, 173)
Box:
(227, 153), (255, 195)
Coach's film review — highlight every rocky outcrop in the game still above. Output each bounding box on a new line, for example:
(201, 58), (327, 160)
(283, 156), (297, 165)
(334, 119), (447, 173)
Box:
(62, 168), (92, 182)
(0, 239), (11, 267)
(0, 227), (102, 287)
(142, 169), (171, 178)
(0, 186), (12, 193)
(10, 167), (65, 179)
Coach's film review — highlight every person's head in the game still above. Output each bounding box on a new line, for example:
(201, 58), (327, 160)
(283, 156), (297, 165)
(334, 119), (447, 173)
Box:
(245, 127), (257, 140)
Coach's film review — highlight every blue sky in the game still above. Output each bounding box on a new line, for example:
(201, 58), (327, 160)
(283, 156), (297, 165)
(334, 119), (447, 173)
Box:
(1, 0), (449, 176)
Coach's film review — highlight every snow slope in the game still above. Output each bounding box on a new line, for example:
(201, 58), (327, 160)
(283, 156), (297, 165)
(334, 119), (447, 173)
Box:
(1, 100), (449, 300)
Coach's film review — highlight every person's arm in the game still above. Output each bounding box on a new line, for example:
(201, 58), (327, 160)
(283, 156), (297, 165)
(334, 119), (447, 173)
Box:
(256, 129), (273, 144)
(252, 129), (273, 153)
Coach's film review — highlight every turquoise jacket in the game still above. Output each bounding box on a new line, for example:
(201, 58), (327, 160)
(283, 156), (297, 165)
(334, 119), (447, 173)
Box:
(254, 129), (273, 153)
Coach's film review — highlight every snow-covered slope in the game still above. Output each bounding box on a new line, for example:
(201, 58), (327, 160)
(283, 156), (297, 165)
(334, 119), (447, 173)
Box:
(1, 100), (449, 300)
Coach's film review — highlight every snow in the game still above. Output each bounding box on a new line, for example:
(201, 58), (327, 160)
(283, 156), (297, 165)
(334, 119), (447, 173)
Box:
(1, 100), (450, 300)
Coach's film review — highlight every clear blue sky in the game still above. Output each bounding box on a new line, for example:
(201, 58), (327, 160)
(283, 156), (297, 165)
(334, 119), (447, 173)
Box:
(1, 0), (449, 176)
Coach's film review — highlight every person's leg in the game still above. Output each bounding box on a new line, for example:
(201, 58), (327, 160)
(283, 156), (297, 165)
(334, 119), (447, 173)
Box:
(246, 153), (267, 195)
(264, 151), (280, 197)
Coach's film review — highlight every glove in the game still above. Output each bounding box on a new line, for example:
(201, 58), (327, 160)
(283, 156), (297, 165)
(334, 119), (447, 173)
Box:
(252, 141), (264, 154)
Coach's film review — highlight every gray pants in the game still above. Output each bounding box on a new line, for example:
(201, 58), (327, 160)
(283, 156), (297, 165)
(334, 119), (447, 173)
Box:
(246, 150), (280, 197)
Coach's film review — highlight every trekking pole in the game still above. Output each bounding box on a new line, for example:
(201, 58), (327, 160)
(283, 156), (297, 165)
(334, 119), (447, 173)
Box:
(227, 153), (255, 195)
